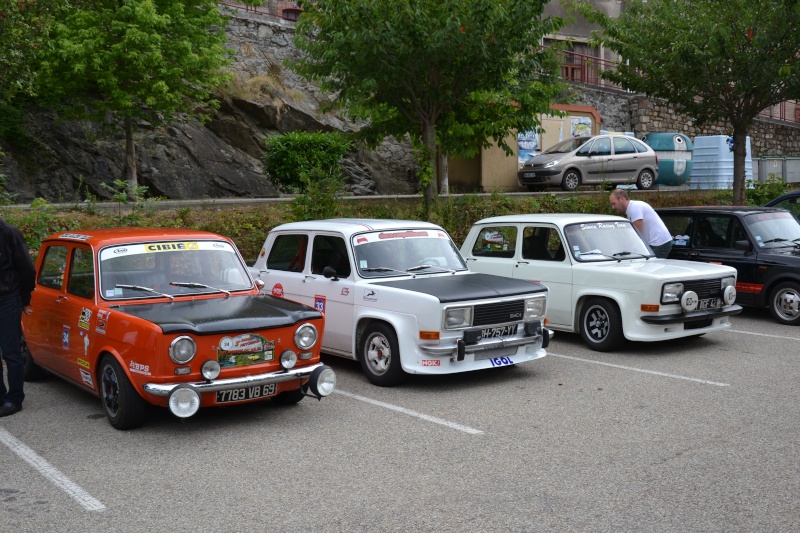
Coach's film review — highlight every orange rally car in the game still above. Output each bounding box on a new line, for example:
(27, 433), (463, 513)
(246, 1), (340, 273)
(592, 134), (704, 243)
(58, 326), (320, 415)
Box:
(22, 228), (335, 430)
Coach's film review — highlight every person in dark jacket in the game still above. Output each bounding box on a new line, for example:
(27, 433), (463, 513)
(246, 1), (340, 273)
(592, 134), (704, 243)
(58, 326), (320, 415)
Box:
(0, 218), (36, 417)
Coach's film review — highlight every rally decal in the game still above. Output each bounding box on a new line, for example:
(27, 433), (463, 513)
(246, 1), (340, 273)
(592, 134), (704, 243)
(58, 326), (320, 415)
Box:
(95, 309), (110, 334)
(421, 360), (441, 367)
(59, 233), (91, 240)
(129, 361), (151, 376)
(217, 334), (275, 367)
(77, 358), (90, 369)
(78, 308), (92, 330)
(272, 283), (284, 298)
(314, 295), (326, 313)
(363, 288), (378, 301)
(62, 325), (70, 349)
(80, 369), (94, 388)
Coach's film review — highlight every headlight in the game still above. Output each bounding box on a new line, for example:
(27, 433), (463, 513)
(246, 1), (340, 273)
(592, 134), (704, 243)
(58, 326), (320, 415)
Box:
(544, 158), (561, 168)
(309, 365), (336, 397)
(720, 277), (735, 290)
(168, 385), (201, 418)
(169, 336), (197, 364)
(444, 306), (472, 329)
(201, 360), (221, 381)
(524, 297), (547, 319)
(280, 350), (298, 370)
(661, 282), (684, 304)
(294, 323), (318, 350)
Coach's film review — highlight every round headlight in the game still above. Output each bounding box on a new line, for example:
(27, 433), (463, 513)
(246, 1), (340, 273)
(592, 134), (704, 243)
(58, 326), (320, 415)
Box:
(168, 385), (201, 418)
(280, 350), (298, 370)
(681, 290), (699, 312)
(294, 323), (318, 350)
(201, 360), (221, 381)
(309, 365), (336, 397)
(169, 336), (197, 364)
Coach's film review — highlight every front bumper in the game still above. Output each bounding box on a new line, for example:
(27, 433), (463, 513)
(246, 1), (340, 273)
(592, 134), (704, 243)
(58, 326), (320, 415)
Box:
(419, 328), (553, 361)
(143, 362), (331, 397)
(640, 304), (742, 325)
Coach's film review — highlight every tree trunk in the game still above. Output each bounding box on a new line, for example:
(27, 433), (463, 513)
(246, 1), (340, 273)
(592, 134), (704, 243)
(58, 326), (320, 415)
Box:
(421, 122), (437, 211)
(732, 129), (748, 206)
(124, 115), (138, 200)
(440, 152), (449, 195)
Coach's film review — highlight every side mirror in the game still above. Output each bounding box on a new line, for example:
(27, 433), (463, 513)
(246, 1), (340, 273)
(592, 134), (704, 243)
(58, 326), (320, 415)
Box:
(323, 266), (339, 280)
(734, 239), (752, 253)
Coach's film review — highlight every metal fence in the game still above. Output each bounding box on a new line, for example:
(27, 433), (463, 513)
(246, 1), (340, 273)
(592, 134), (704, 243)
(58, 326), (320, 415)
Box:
(219, 1), (301, 20)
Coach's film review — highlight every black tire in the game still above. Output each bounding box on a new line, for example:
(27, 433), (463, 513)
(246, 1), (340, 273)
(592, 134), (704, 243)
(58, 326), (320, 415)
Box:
(635, 169), (656, 190)
(359, 323), (405, 386)
(768, 282), (800, 325)
(22, 335), (47, 382)
(579, 298), (625, 352)
(99, 355), (147, 430)
(271, 388), (305, 405)
(561, 169), (581, 191)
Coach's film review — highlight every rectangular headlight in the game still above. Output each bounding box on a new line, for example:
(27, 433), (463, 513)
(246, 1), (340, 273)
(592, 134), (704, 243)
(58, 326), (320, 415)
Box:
(444, 306), (472, 330)
(661, 282), (684, 304)
(720, 276), (735, 289)
(525, 296), (547, 319)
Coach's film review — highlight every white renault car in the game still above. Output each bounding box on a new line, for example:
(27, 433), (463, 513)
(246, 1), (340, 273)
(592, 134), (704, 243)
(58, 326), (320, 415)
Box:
(250, 219), (552, 386)
(461, 214), (741, 351)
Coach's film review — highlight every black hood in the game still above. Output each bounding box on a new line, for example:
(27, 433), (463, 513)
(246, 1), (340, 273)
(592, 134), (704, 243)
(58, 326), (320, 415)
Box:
(373, 273), (546, 303)
(117, 294), (321, 334)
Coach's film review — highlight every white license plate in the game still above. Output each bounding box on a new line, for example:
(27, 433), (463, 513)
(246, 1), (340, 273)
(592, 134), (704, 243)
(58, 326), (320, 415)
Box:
(216, 383), (276, 403)
(698, 298), (719, 310)
(480, 324), (518, 339)
(522, 172), (535, 177)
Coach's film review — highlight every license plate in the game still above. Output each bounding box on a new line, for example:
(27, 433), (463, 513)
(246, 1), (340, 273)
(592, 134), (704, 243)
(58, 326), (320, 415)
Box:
(480, 324), (518, 339)
(698, 298), (719, 310)
(474, 346), (517, 361)
(216, 383), (276, 403)
(522, 172), (535, 177)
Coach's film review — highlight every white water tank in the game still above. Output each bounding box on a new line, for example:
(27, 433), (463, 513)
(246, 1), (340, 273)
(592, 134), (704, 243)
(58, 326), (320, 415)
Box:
(689, 135), (752, 189)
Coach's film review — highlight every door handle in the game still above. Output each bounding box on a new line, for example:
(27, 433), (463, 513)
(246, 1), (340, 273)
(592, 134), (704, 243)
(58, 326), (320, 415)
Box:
(56, 295), (68, 303)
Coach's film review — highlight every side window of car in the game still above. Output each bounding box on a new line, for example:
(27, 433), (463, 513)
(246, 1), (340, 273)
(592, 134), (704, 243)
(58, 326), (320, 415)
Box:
(660, 215), (693, 247)
(267, 234), (308, 272)
(521, 226), (565, 261)
(731, 219), (748, 244)
(631, 138), (650, 153)
(38, 245), (69, 290)
(471, 226), (517, 258)
(67, 247), (95, 299)
(311, 235), (351, 277)
(694, 216), (730, 248)
(590, 138), (611, 156)
(612, 138), (636, 155)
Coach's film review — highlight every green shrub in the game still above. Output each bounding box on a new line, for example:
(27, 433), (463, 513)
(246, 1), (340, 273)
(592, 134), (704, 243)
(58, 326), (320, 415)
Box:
(262, 131), (352, 193)
(745, 174), (790, 206)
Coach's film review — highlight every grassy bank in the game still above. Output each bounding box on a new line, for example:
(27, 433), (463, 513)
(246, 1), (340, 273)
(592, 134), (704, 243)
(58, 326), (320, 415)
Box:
(0, 187), (773, 262)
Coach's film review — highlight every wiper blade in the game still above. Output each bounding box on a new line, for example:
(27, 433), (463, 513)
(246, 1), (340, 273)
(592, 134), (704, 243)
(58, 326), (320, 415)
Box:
(115, 284), (174, 300)
(612, 251), (651, 260)
(361, 266), (408, 275)
(170, 281), (230, 296)
(407, 264), (456, 274)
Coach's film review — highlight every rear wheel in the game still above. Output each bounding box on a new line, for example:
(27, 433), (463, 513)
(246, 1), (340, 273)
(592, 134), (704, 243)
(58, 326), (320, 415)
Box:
(22, 336), (47, 381)
(769, 282), (800, 325)
(636, 169), (656, 190)
(359, 323), (405, 387)
(561, 169), (581, 191)
(579, 298), (625, 352)
(99, 356), (147, 430)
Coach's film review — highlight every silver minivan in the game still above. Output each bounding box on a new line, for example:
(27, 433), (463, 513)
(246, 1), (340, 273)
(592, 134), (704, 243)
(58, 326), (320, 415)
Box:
(517, 135), (659, 192)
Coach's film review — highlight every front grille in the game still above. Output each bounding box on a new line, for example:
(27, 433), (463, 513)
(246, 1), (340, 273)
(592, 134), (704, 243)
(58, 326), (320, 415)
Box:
(473, 300), (525, 327)
(683, 279), (721, 299)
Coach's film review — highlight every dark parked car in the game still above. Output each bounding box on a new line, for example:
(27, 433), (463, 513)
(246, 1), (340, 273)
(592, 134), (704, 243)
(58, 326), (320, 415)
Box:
(764, 190), (800, 222)
(656, 206), (800, 325)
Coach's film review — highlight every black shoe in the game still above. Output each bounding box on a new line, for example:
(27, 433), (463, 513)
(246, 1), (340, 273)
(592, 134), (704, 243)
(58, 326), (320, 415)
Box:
(0, 401), (22, 417)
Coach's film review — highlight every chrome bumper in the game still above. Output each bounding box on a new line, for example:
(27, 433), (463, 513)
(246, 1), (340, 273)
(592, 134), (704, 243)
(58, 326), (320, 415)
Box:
(142, 362), (328, 397)
(418, 328), (553, 358)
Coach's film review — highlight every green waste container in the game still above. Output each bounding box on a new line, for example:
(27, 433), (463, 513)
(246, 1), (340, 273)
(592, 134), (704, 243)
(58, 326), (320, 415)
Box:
(641, 132), (693, 186)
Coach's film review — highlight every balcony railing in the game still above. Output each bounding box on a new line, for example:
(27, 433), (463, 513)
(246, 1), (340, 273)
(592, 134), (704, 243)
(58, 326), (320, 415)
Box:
(219, 1), (301, 20)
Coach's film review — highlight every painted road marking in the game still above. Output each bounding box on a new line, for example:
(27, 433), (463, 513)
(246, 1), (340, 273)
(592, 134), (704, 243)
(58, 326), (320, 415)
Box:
(727, 329), (800, 341)
(334, 389), (483, 435)
(550, 353), (730, 387)
(0, 428), (105, 511)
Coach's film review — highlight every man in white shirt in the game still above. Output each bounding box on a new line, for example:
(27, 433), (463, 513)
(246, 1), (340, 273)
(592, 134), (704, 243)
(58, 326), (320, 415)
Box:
(609, 189), (673, 258)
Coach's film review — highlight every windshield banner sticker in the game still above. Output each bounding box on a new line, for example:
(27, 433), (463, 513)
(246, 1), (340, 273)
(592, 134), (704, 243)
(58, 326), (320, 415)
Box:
(217, 334), (275, 367)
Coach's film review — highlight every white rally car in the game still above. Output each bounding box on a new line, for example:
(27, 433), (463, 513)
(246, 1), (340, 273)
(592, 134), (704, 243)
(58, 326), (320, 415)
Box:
(250, 219), (551, 386)
(461, 214), (742, 351)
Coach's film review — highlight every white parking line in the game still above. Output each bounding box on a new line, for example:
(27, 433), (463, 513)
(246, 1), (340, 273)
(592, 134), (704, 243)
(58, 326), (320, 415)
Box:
(0, 428), (105, 511)
(727, 329), (800, 341)
(334, 389), (484, 435)
(550, 353), (730, 387)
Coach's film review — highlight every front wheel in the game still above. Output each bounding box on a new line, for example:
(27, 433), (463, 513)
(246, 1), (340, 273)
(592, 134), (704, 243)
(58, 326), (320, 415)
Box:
(99, 356), (147, 430)
(579, 298), (625, 352)
(635, 169), (656, 190)
(359, 323), (405, 387)
(769, 282), (800, 325)
(561, 170), (581, 191)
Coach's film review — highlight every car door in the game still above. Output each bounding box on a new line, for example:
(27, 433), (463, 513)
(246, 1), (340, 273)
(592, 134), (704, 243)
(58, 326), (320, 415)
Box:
(299, 233), (355, 355)
(24, 243), (69, 370)
(513, 225), (573, 328)
(576, 137), (613, 185)
(260, 233), (309, 302)
(610, 137), (639, 184)
(462, 224), (518, 277)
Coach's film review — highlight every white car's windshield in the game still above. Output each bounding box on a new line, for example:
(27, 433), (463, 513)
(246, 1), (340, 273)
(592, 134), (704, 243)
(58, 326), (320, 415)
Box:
(353, 229), (468, 278)
(99, 240), (252, 300)
(564, 221), (653, 261)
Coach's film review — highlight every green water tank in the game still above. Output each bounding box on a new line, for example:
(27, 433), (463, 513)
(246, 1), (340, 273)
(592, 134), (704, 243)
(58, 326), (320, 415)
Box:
(641, 132), (693, 186)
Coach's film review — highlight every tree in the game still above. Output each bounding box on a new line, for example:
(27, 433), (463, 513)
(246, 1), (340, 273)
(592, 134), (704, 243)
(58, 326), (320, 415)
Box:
(575, 0), (800, 205)
(293, 0), (565, 205)
(34, 0), (243, 198)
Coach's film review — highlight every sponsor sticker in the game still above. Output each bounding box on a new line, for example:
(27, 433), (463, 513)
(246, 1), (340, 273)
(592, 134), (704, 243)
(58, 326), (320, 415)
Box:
(78, 308), (92, 330)
(80, 369), (94, 388)
(340, 287), (350, 296)
(77, 358), (90, 369)
(363, 288), (378, 301)
(145, 242), (199, 253)
(217, 334), (275, 367)
(272, 283), (284, 298)
(129, 361), (151, 376)
(95, 309), (110, 334)
(59, 233), (91, 240)
(421, 360), (441, 367)
(314, 295), (326, 313)
(62, 325), (70, 349)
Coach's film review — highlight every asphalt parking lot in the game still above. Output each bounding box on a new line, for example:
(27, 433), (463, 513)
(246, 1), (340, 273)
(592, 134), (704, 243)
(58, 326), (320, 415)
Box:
(1, 307), (798, 532)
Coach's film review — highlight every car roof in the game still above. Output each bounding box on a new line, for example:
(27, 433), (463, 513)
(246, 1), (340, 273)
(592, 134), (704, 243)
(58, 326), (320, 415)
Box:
(43, 227), (230, 248)
(270, 218), (447, 237)
(472, 213), (628, 227)
(655, 206), (788, 216)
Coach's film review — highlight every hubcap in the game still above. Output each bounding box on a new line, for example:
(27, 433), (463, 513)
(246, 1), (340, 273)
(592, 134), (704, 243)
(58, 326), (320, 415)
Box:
(102, 365), (120, 417)
(366, 334), (391, 375)
(774, 289), (800, 321)
(585, 306), (609, 342)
